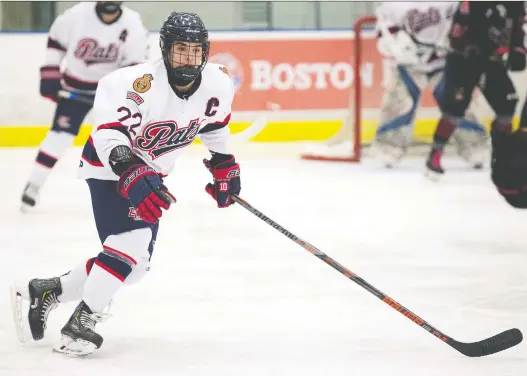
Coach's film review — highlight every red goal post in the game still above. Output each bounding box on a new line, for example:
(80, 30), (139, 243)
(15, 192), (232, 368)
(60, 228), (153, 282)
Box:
(300, 16), (377, 163)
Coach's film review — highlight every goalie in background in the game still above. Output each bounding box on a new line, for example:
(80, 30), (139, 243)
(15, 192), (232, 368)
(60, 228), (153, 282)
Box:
(373, 1), (488, 170)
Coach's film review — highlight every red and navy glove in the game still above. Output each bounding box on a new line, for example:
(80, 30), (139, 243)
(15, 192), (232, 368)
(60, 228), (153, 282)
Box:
(203, 152), (241, 208)
(110, 146), (176, 223)
(40, 65), (62, 102)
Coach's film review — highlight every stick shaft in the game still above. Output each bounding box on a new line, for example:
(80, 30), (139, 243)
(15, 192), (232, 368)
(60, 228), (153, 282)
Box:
(231, 195), (453, 343)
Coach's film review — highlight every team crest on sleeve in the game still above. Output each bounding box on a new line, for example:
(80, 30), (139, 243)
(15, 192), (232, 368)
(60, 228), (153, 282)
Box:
(126, 91), (144, 105)
(133, 74), (154, 93)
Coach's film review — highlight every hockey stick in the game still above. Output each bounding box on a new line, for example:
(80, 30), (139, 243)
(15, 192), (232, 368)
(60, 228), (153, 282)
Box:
(231, 194), (523, 357)
(58, 90), (94, 106)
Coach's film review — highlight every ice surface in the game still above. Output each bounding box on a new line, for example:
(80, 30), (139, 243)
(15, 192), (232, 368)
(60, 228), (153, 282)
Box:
(0, 144), (525, 376)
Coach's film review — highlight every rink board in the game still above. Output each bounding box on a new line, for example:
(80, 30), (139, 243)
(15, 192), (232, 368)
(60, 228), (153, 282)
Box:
(0, 30), (525, 147)
(0, 118), (437, 147)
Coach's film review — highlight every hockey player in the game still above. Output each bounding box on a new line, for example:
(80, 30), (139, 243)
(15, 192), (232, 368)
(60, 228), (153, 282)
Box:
(11, 12), (240, 357)
(426, 2), (526, 177)
(491, 96), (527, 208)
(21, 1), (149, 211)
(374, 1), (489, 169)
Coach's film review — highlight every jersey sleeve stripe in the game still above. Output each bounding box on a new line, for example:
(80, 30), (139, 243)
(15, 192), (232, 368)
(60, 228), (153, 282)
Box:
(47, 37), (67, 51)
(81, 136), (104, 167)
(198, 113), (231, 134)
(96, 122), (133, 145)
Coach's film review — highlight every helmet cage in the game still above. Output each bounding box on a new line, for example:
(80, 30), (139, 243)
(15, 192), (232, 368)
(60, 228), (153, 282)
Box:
(160, 13), (210, 86)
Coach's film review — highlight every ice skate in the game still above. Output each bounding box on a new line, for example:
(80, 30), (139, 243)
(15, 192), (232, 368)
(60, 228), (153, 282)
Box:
(21, 183), (40, 212)
(10, 277), (62, 343)
(53, 301), (107, 357)
(425, 149), (445, 180)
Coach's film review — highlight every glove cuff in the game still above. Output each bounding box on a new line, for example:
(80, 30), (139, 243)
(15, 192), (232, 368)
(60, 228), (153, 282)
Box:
(40, 66), (61, 80)
(209, 152), (235, 168)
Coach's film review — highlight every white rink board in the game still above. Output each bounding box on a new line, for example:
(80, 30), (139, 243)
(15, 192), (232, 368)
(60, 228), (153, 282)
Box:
(2, 31), (527, 127)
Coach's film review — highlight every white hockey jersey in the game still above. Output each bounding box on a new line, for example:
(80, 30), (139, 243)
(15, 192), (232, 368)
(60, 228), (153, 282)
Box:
(44, 2), (149, 94)
(78, 58), (234, 181)
(376, 2), (458, 72)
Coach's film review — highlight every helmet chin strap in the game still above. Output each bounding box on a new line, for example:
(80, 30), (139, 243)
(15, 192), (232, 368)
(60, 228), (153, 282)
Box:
(168, 66), (199, 87)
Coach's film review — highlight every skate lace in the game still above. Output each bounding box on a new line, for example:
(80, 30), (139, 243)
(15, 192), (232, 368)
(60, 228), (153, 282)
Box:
(79, 311), (110, 331)
(40, 293), (59, 329)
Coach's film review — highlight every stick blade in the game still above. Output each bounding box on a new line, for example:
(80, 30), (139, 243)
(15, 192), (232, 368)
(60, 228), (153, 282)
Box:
(451, 328), (523, 357)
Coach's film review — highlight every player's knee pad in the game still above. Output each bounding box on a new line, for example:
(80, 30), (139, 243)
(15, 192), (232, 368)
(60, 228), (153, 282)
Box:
(39, 129), (76, 161)
(100, 227), (153, 283)
(51, 99), (91, 136)
(124, 258), (151, 285)
(440, 98), (470, 118)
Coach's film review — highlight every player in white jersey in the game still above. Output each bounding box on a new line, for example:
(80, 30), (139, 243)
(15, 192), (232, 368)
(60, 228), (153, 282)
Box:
(11, 12), (241, 357)
(21, 1), (149, 210)
(373, 1), (488, 169)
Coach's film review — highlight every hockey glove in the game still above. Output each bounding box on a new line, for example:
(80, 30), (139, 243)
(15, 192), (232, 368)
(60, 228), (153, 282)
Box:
(507, 47), (527, 72)
(203, 153), (241, 208)
(491, 128), (527, 208)
(40, 66), (62, 102)
(111, 146), (176, 223)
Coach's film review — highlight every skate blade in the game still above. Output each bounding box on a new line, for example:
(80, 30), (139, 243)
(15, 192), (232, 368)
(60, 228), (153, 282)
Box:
(53, 335), (97, 358)
(20, 202), (36, 213)
(9, 284), (32, 344)
(425, 168), (443, 182)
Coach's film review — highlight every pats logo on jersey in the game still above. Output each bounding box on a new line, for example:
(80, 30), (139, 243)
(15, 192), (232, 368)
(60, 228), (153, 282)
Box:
(133, 74), (154, 93)
(405, 8), (441, 34)
(136, 119), (204, 159)
(209, 53), (243, 93)
(74, 38), (119, 65)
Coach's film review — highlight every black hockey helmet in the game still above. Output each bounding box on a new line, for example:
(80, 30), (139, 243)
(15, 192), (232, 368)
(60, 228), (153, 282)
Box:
(159, 12), (210, 86)
(96, 2), (122, 14)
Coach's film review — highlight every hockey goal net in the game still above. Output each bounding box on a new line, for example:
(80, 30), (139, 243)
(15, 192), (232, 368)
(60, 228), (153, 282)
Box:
(300, 15), (498, 163)
(301, 16), (376, 163)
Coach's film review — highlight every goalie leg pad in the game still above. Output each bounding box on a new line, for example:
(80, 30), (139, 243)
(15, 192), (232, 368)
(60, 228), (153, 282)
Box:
(374, 67), (427, 165)
(454, 118), (489, 166)
(375, 66), (422, 140)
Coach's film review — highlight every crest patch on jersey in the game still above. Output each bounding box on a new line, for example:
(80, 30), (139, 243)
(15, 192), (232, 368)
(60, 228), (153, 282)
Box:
(126, 91), (144, 105)
(133, 74), (153, 93)
(219, 66), (230, 77)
